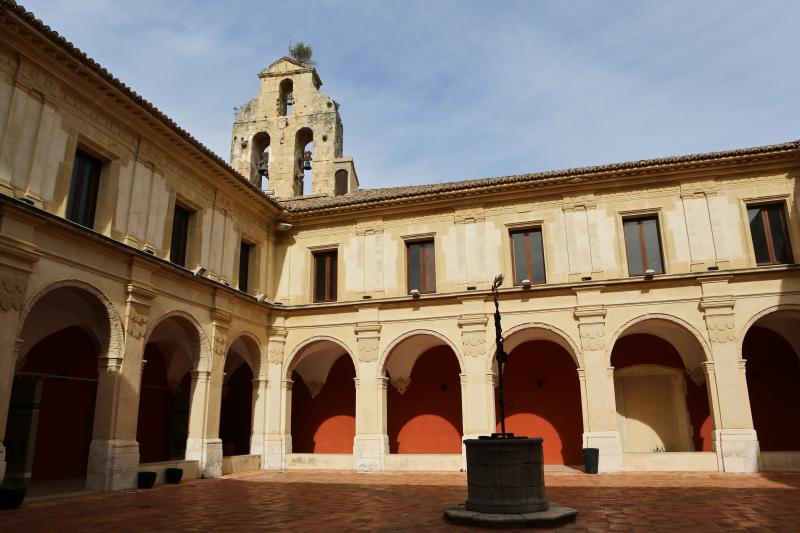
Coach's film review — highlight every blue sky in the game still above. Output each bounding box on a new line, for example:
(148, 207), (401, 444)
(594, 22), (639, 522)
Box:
(22, 1), (800, 189)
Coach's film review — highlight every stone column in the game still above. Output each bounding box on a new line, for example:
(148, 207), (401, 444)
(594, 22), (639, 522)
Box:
(249, 373), (269, 461)
(353, 321), (386, 471)
(185, 369), (222, 478)
(458, 314), (494, 441)
(700, 292), (759, 472)
(0, 229), (40, 483)
(574, 295), (622, 472)
(262, 326), (288, 469)
(86, 281), (153, 491)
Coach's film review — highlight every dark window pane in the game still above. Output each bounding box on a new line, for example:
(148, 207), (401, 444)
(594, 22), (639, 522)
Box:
(511, 231), (528, 285)
(623, 219), (643, 275)
(766, 205), (792, 264)
(530, 229), (546, 283)
(239, 242), (251, 293)
(748, 206), (771, 264)
(641, 218), (663, 274)
(66, 150), (102, 228)
(408, 242), (421, 292)
(170, 205), (191, 267)
(422, 241), (436, 293)
(334, 170), (348, 196)
(313, 251), (337, 302)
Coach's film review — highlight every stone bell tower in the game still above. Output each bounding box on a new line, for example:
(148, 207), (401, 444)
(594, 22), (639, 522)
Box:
(230, 57), (358, 198)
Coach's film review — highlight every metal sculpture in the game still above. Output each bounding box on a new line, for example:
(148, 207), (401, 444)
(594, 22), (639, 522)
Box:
(491, 273), (511, 437)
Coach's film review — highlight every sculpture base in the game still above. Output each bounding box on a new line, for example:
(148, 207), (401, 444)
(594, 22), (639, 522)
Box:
(444, 503), (578, 529)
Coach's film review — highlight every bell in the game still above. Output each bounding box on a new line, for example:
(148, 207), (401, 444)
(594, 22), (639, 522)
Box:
(286, 95), (294, 105)
(303, 160), (312, 171)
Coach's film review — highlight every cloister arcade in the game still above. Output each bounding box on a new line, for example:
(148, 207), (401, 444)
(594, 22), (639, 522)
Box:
(1, 277), (799, 491)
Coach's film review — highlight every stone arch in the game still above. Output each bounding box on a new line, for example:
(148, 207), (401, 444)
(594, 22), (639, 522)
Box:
(606, 313), (711, 370)
(224, 330), (262, 375)
(378, 329), (464, 379)
(18, 279), (124, 367)
(486, 322), (582, 375)
(608, 313), (714, 454)
(284, 335), (358, 381)
(144, 310), (211, 372)
(738, 304), (800, 359)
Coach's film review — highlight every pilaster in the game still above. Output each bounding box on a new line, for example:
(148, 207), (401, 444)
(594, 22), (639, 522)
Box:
(353, 319), (386, 471)
(699, 279), (759, 472)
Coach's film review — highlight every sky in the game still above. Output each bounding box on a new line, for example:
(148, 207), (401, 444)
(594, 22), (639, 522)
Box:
(20, 0), (800, 189)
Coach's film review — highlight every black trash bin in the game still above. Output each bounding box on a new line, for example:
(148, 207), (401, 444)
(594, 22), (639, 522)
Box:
(164, 468), (183, 484)
(582, 447), (599, 474)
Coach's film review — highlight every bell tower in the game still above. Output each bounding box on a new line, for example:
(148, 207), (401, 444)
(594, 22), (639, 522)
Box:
(230, 57), (358, 198)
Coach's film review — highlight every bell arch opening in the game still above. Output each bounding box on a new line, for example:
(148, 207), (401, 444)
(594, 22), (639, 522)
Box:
(294, 127), (313, 196)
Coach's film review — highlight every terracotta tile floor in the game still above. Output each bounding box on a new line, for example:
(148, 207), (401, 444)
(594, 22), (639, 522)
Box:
(2, 470), (800, 532)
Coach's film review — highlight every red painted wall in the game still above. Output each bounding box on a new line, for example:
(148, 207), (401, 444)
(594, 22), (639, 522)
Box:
(611, 334), (713, 452)
(291, 355), (355, 453)
(220, 363), (253, 456)
(743, 326), (800, 451)
(18, 326), (97, 482)
(388, 346), (463, 454)
(496, 340), (583, 465)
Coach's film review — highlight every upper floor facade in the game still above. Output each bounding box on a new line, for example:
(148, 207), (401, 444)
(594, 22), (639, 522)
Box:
(1, 1), (799, 313)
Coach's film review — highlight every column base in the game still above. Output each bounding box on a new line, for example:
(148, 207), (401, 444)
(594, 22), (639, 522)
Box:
(353, 434), (388, 471)
(583, 431), (623, 472)
(86, 439), (139, 491)
(714, 429), (760, 472)
(262, 435), (290, 470)
(185, 438), (223, 478)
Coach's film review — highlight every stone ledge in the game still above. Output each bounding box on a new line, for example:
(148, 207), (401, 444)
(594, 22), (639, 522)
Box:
(443, 503), (577, 529)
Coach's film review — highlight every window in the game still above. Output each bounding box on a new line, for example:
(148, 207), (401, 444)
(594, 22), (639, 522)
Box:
(406, 239), (436, 294)
(334, 170), (348, 196)
(623, 216), (664, 276)
(510, 228), (546, 285)
(747, 203), (793, 265)
(66, 149), (102, 228)
(239, 241), (253, 293)
(313, 250), (337, 302)
(170, 204), (192, 267)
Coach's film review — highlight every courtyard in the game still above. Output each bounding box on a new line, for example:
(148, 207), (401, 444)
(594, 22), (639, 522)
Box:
(2, 470), (799, 531)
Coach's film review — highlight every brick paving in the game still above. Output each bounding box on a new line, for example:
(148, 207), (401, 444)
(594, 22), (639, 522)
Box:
(2, 470), (799, 532)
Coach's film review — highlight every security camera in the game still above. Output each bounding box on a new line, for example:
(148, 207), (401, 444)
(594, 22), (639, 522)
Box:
(410, 289), (420, 298)
(521, 279), (532, 289)
(192, 266), (206, 277)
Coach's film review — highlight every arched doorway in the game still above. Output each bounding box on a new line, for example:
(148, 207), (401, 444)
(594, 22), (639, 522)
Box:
(288, 339), (356, 454)
(220, 336), (257, 457)
(742, 310), (800, 453)
(497, 332), (583, 465)
(137, 315), (200, 463)
(384, 334), (463, 454)
(8, 285), (112, 489)
(610, 320), (713, 455)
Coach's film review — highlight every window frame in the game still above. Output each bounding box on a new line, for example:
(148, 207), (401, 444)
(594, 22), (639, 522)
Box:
(744, 200), (794, 266)
(405, 238), (436, 294)
(312, 248), (338, 303)
(66, 149), (103, 229)
(508, 226), (546, 286)
(238, 239), (254, 293)
(621, 213), (666, 277)
(169, 202), (193, 268)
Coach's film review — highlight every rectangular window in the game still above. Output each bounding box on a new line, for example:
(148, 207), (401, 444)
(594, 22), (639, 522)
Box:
(66, 149), (102, 228)
(170, 204), (192, 267)
(510, 228), (546, 285)
(406, 239), (436, 293)
(239, 241), (252, 293)
(313, 250), (337, 302)
(623, 216), (664, 276)
(747, 203), (793, 265)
